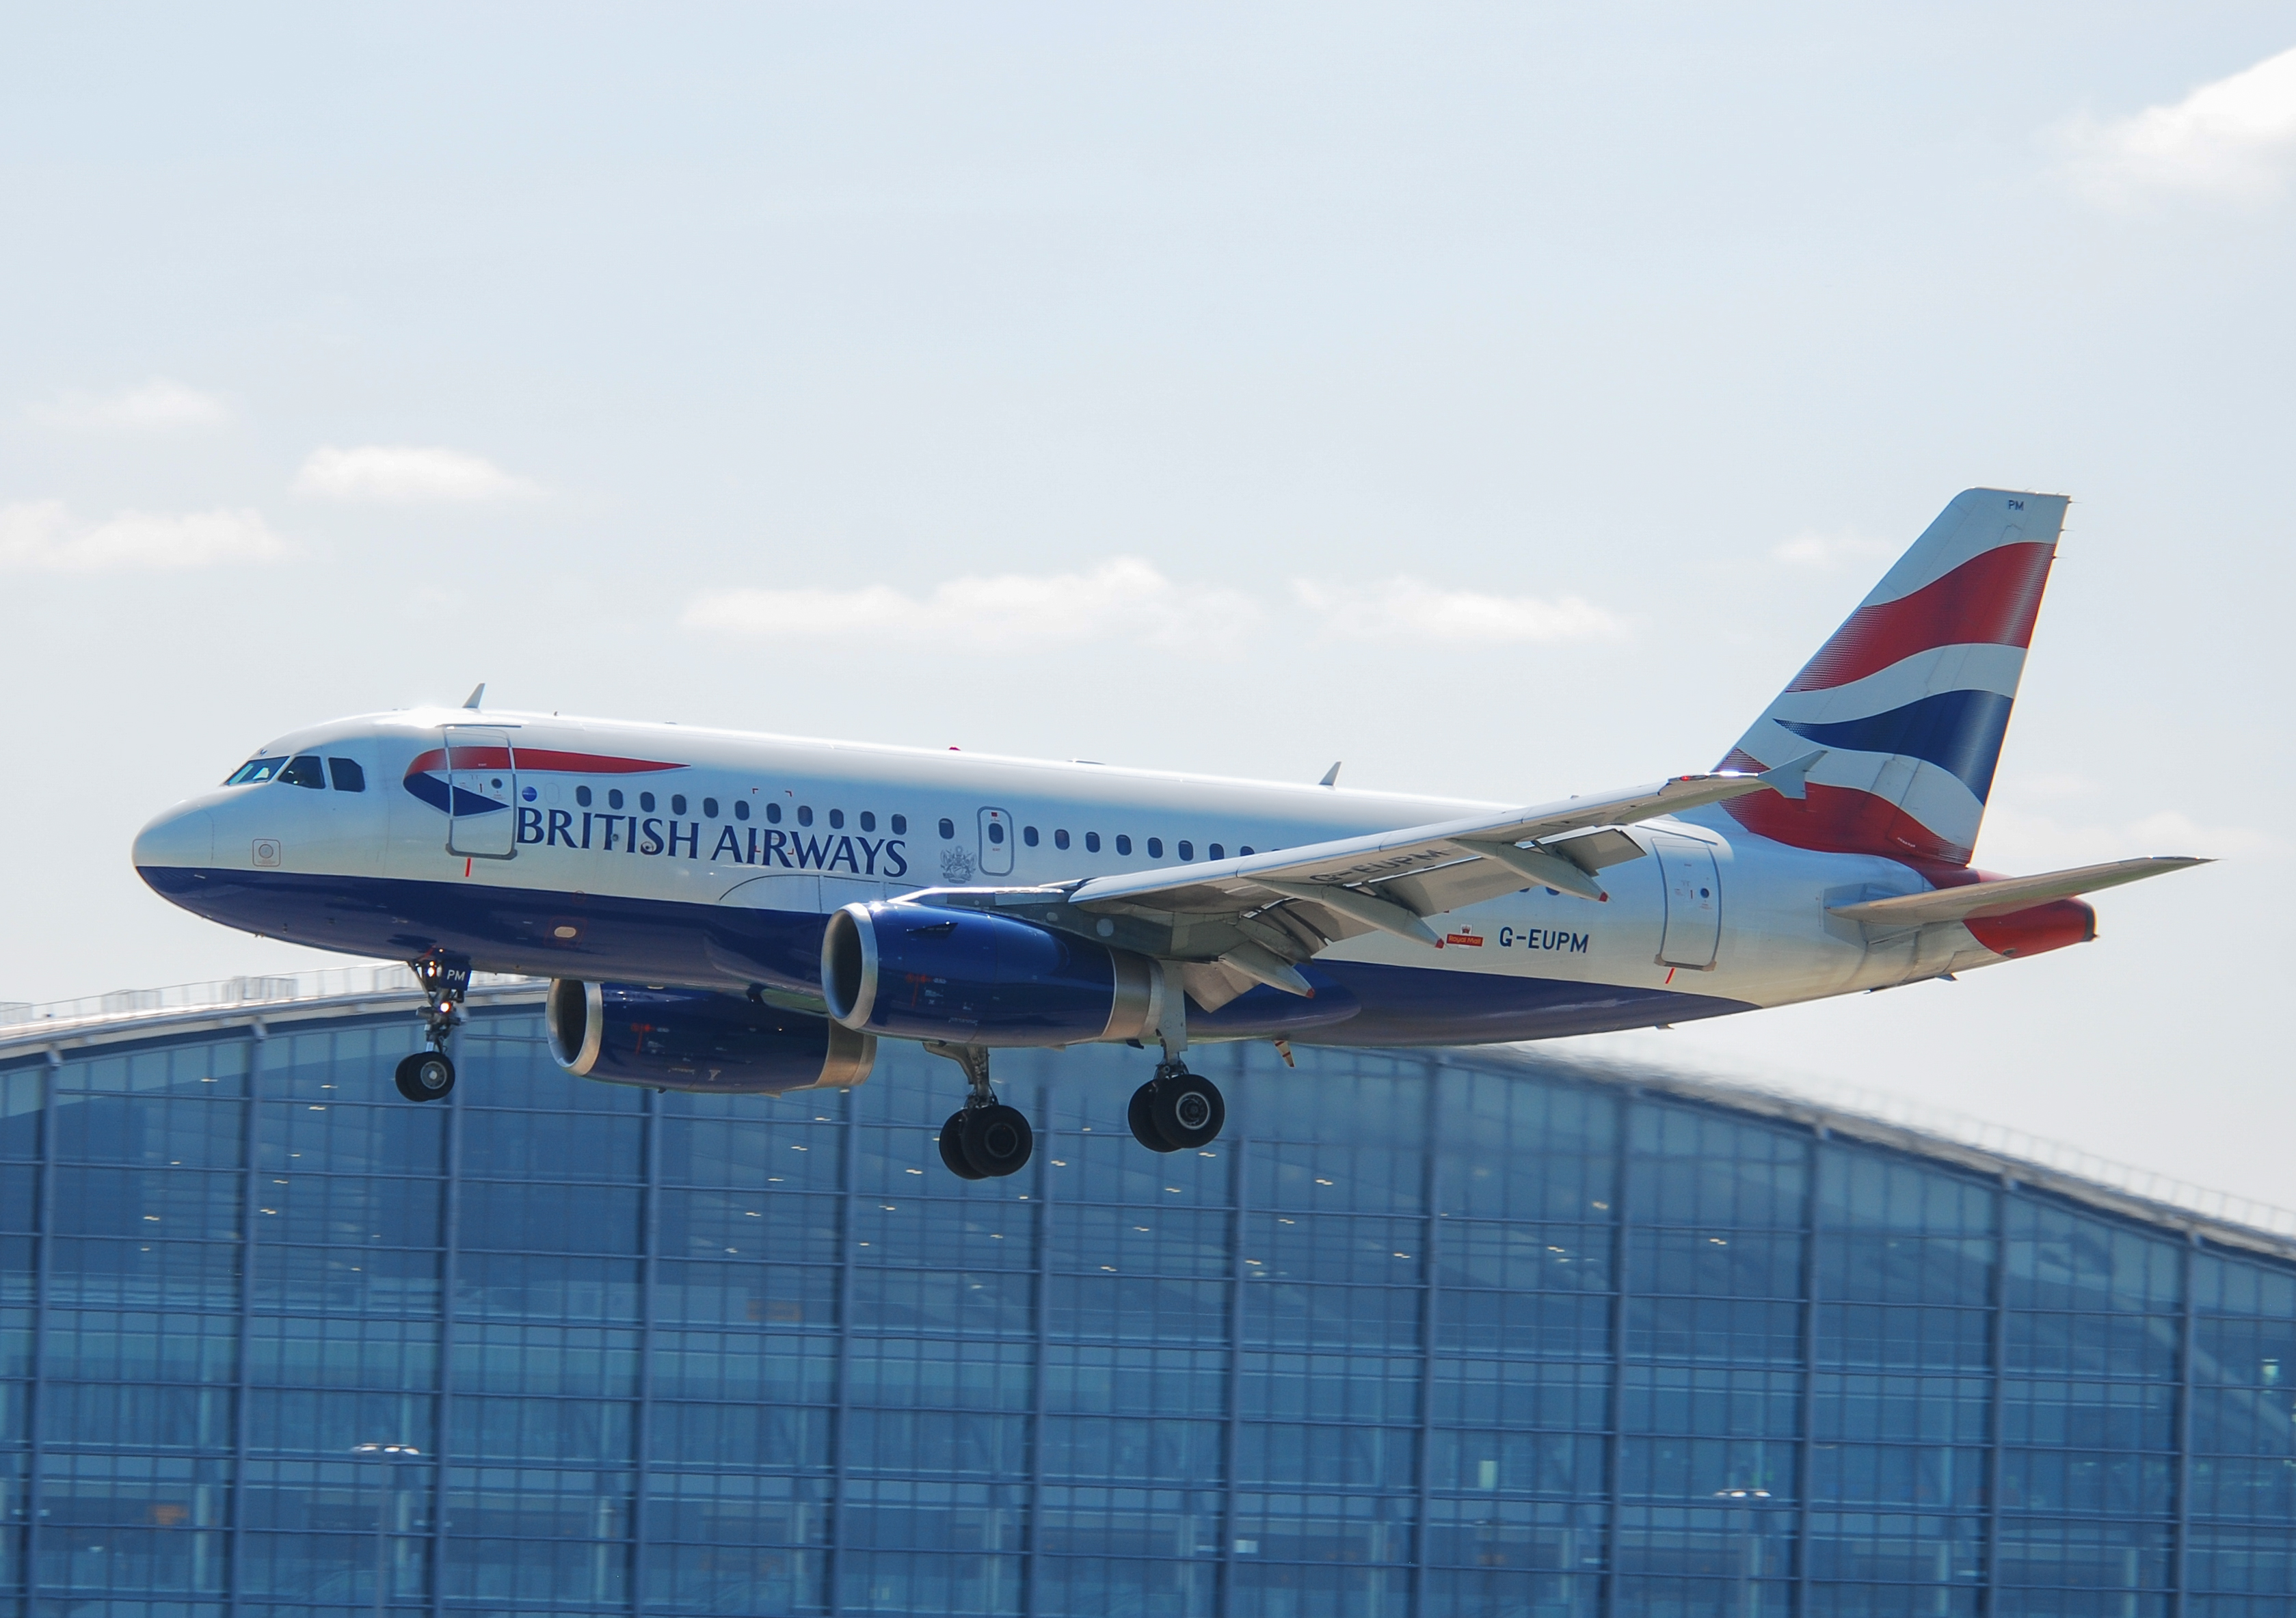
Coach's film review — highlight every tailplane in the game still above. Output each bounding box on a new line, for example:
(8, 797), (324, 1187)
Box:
(1720, 487), (2068, 867)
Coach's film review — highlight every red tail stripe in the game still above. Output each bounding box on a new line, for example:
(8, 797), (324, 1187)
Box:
(407, 748), (688, 775)
(1723, 779), (1970, 866)
(1787, 542), (2055, 693)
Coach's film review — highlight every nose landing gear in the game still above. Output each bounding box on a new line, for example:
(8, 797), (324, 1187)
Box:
(395, 953), (470, 1103)
(1128, 1062), (1226, 1152)
(925, 1042), (1034, 1179)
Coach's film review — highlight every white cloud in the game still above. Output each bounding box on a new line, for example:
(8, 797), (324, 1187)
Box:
(0, 500), (289, 573)
(294, 444), (539, 502)
(1293, 578), (1626, 643)
(30, 377), (232, 430)
(686, 559), (1629, 653)
(1979, 805), (2279, 872)
(1772, 529), (1897, 569)
(684, 558), (1261, 652)
(2061, 44), (2296, 204)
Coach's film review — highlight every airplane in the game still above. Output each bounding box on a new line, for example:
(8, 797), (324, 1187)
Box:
(131, 488), (2204, 1179)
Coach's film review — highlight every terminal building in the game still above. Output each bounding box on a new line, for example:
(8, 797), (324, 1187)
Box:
(1, 973), (2291, 1616)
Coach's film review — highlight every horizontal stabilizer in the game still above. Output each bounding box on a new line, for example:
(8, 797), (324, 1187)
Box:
(1826, 856), (2209, 926)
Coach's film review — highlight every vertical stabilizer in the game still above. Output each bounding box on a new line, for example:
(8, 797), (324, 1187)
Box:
(1719, 488), (2068, 867)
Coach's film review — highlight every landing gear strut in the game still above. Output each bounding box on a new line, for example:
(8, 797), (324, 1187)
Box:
(925, 1042), (1033, 1179)
(1128, 1060), (1226, 1153)
(394, 953), (468, 1103)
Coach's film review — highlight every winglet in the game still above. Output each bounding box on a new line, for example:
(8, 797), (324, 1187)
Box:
(1319, 761), (1342, 787)
(1758, 749), (1824, 802)
(462, 683), (486, 710)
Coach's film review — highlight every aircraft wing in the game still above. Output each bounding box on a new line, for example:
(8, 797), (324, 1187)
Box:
(920, 755), (1822, 1008)
(1826, 856), (2209, 926)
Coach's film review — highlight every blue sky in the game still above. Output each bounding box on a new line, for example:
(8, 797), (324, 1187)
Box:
(2, 6), (2289, 1204)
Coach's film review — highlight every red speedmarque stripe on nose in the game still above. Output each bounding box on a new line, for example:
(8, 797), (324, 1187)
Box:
(1787, 542), (2055, 693)
(407, 748), (689, 775)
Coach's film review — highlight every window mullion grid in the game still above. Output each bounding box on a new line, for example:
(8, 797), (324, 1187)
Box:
(1793, 1129), (1824, 1617)
(1216, 1049), (1249, 1618)
(428, 1054), (466, 1618)
(1599, 1092), (1636, 1618)
(227, 1032), (264, 1618)
(827, 1088), (859, 1618)
(1981, 1175), (2011, 1618)
(2173, 1234), (2196, 1617)
(23, 1052), (59, 1613)
(1024, 1086), (1052, 1618)
(1411, 1060), (1442, 1618)
(630, 1086), (660, 1617)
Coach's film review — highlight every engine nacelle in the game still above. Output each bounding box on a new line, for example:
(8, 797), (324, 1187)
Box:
(546, 980), (875, 1094)
(821, 901), (1162, 1047)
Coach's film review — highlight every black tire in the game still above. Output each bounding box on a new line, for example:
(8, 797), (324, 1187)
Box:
(395, 1051), (455, 1103)
(1128, 1081), (1180, 1152)
(938, 1111), (987, 1180)
(960, 1103), (1034, 1178)
(1150, 1070), (1225, 1150)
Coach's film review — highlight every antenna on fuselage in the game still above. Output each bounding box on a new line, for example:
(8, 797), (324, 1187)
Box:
(1318, 761), (1342, 787)
(462, 683), (486, 710)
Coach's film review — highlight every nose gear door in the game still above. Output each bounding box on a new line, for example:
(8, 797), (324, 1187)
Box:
(1653, 832), (1720, 970)
(977, 807), (1014, 876)
(443, 725), (518, 859)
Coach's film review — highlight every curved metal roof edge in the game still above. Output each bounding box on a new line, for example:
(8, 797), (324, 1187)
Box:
(4, 982), (2287, 1267)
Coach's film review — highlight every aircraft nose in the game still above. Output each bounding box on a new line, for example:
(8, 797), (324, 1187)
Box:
(133, 805), (216, 873)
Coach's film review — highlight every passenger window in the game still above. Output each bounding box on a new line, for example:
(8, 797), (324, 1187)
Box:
(1177, 841), (1194, 861)
(892, 815), (907, 835)
(671, 794), (688, 816)
(1240, 846), (1255, 857)
(609, 789), (626, 810)
(798, 806), (814, 826)
(1114, 835), (1130, 855)
(702, 797), (719, 818)
(576, 785), (593, 808)
(1085, 832), (1101, 852)
(1208, 843), (1223, 861)
(829, 809), (845, 829)
(1023, 826), (1039, 847)
(1054, 828), (1070, 850)
(939, 818), (955, 839)
(641, 792), (657, 813)
(734, 800), (749, 821)
(326, 758), (366, 792)
(860, 811), (877, 832)
(281, 755), (327, 790)
(767, 803), (783, 824)
(988, 822), (1006, 845)
(1147, 837), (1163, 858)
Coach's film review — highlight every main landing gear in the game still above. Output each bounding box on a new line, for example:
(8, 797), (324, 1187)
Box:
(926, 1042), (1034, 1180)
(1127, 1060), (1226, 1153)
(393, 954), (468, 1103)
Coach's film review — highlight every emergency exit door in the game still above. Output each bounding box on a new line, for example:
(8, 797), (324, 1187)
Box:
(1653, 833), (1720, 969)
(444, 726), (518, 859)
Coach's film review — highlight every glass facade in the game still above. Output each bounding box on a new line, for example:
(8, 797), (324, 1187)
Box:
(1, 999), (2292, 1616)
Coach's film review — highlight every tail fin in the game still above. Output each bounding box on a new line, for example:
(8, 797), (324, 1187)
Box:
(1719, 487), (2068, 867)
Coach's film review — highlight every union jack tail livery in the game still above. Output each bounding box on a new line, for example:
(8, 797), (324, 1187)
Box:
(1720, 488), (2066, 867)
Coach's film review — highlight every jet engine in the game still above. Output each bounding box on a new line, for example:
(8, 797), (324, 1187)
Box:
(546, 980), (875, 1094)
(820, 901), (1162, 1046)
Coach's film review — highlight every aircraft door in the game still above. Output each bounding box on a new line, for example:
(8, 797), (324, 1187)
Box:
(1653, 833), (1720, 970)
(443, 725), (519, 859)
(978, 807), (1014, 876)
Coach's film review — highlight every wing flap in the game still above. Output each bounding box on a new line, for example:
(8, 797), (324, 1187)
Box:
(1827, 856), (2208, 926)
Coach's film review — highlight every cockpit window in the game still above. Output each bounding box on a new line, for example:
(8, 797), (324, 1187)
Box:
(328, 757), (366, 792)
(225, 758), (284, 785)
(280, 755), (328, 789)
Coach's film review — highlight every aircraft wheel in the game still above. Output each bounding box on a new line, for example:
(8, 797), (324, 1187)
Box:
(960, 1103), (1034, 1178)
(1128, 1081), (1181, 1152)
(395, 1051), (456, 1103)
(938, 1111), (988, 1180)
(1150, 1070), (1225, 1151)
